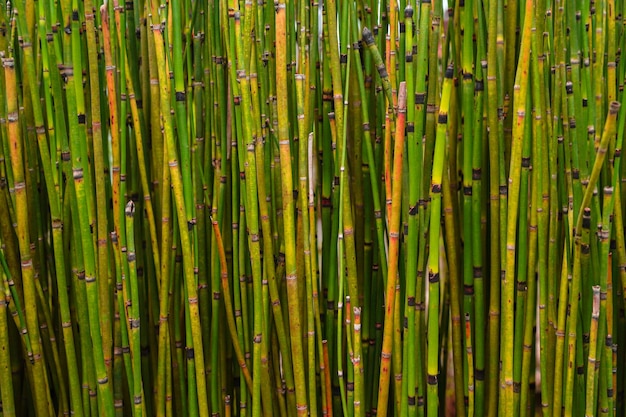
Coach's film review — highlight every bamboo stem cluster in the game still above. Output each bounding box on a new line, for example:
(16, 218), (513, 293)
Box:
(1, 0), (626, 416)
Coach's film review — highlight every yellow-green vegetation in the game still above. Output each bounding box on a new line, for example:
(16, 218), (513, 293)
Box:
(0, 0), (625, 416)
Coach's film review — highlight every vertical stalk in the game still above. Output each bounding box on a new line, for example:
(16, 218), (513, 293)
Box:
(426, 67), (454, 417)
(375, 82), (406, 417)
(275, 1), (308, 415)
(501, 0), (533, 411)
(3, 56), (51, 417)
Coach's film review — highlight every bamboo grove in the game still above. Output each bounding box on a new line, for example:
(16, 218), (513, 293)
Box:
(1, 0), (626, 415)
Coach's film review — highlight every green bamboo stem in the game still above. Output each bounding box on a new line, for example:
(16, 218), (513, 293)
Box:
(461, 0), (477, 386)
(195, 10), (212, 396)
(427, 66), (453, 417)
(604, 260), (615, 417)
(518, 19), (544, 417)
(519, 194), (538, 417)
(513, 103), (532, 417)
(471, 24), (487, 415)
(275, 2), (308, 414)
(585, 286), (601, 417)
(308, 130), (326, 417)
(321, 38), (341, 417)
(441, 153), (466, 417)
(82, 0), (114, 385)
(3, 55), (51, 417)
(153, 93), (173, 417)
(229, 111), (249, 417)
(338, 291), (351, 417)
(335, 294), (348, 417)
(124, 201), (146, 417)
(412, 1), (433, 410)
(362, 29), (394, 117)
(485, 0), (503, 408)
(400, 4), (424, 416)
(295, 69), (320, 417)
(532, 9), (555, 415)
(334, 49), (351, 417)
(170, 0), (193, 221)
(319, 11), (335, 360)
(169, 234), (187, 417)
(0, 250), (16, 417)
(501, 0), (533, 412)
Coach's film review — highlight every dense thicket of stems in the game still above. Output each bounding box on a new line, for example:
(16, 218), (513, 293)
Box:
(1, 0), (626, 416)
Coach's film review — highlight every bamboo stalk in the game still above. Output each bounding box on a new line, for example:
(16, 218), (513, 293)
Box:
(0, 249), (16, 417)
(427, 67), (454, 417)
(375, 81), (406, 417)
(3, 55), (51, 417)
